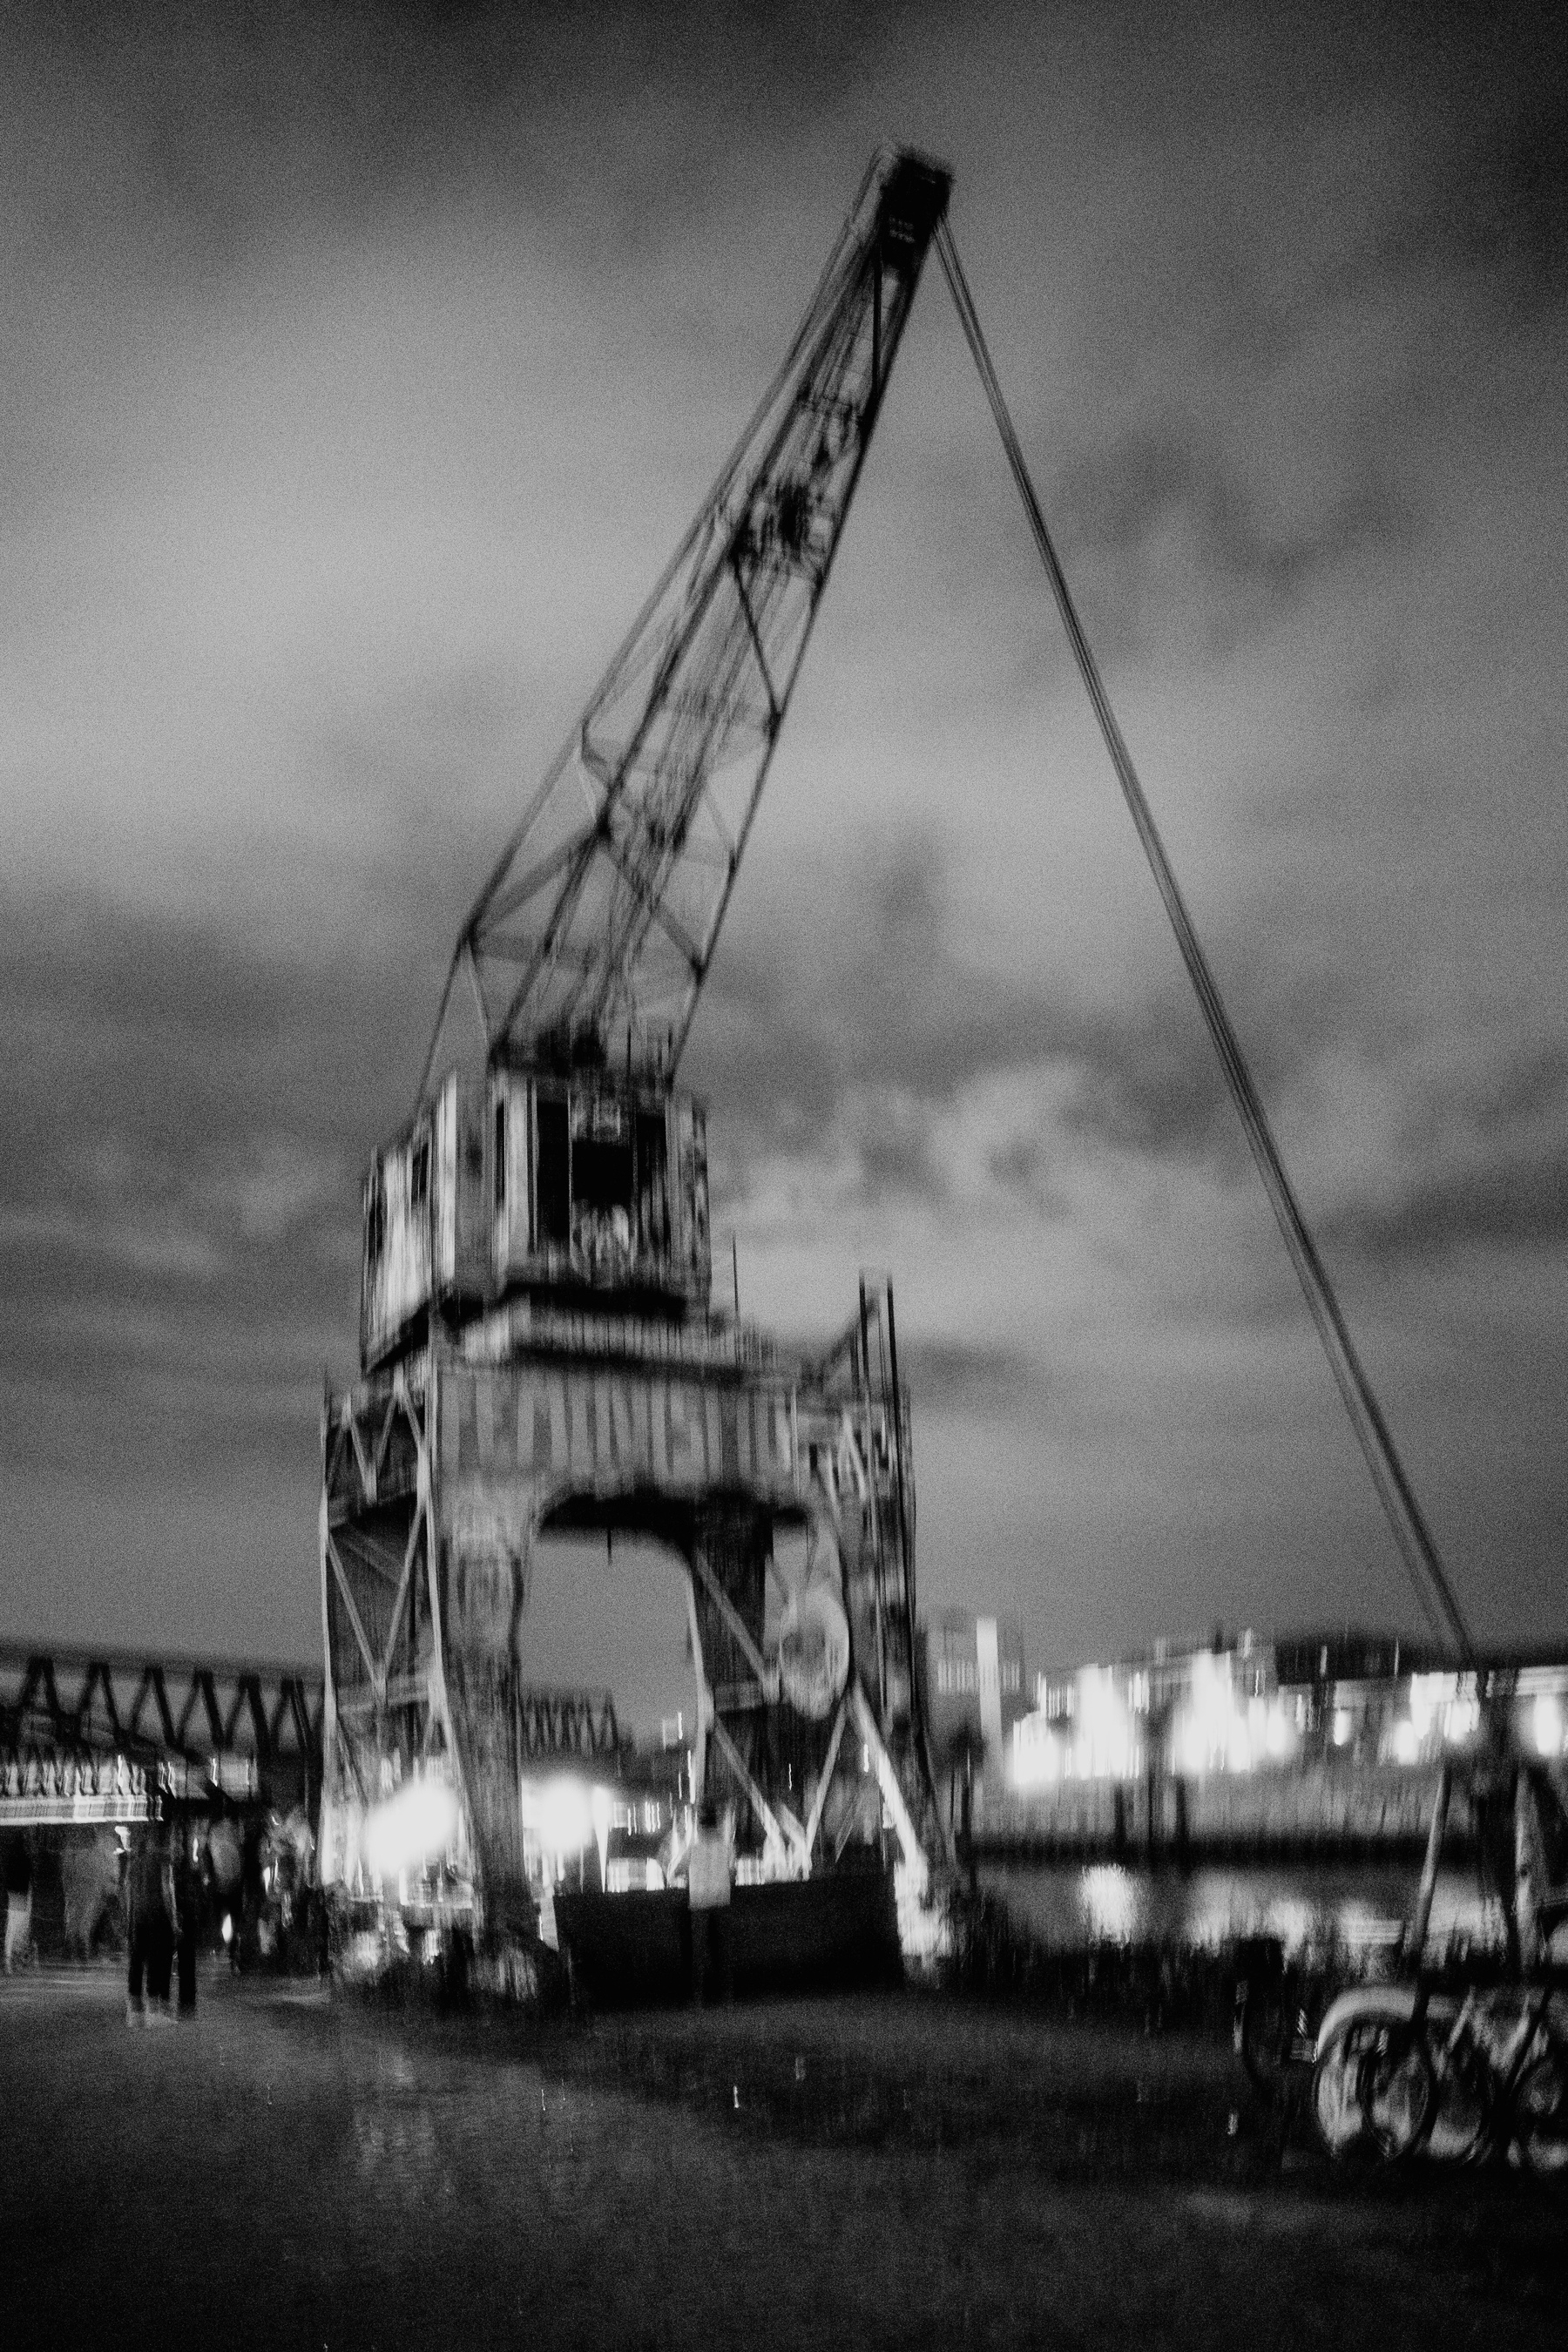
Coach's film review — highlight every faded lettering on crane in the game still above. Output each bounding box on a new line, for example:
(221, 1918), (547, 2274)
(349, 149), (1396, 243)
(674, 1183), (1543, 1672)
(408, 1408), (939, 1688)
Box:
(440, 1361), (795, 1500)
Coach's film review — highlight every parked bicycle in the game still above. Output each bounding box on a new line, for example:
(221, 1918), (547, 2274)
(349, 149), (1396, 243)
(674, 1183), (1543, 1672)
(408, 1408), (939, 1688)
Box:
(1349, 1974), (1568, 2174)
(1311, 1980), (1461, 2163)
(1309, 1743), (1568, 2170)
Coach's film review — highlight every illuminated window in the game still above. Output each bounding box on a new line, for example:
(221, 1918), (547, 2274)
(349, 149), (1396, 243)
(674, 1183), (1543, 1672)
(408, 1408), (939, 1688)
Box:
(935, 1659), (982, 1695)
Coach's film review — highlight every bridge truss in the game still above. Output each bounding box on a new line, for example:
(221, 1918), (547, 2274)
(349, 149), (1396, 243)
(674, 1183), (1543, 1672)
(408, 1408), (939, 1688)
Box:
(0, 1643), (323, 1827)
(1, 1640), (622, 1833)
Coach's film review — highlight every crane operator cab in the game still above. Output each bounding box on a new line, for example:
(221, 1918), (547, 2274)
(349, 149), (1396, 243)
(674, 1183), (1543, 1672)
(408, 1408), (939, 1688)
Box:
(360, 1061), (710, 1371)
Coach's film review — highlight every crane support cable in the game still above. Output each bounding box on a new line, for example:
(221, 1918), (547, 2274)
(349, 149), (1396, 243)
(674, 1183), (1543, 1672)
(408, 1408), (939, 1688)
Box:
(934, 219), (1476, 1668)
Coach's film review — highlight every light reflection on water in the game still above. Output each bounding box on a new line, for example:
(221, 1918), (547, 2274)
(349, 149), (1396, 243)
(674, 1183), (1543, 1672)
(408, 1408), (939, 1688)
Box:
(983, 1858), (1503, 1956)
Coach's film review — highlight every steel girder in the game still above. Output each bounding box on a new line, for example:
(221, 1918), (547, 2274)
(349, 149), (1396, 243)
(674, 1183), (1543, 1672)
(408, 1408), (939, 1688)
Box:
(319, 1288), (938, 1940)
(321, 1363), (629, 1926)
(0, 1641), (323, 1825)
(422, 149), (950, 1087)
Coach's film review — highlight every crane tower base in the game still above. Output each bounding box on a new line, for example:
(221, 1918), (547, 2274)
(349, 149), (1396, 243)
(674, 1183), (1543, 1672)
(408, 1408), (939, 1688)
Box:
(319, 1289), (939, 1973)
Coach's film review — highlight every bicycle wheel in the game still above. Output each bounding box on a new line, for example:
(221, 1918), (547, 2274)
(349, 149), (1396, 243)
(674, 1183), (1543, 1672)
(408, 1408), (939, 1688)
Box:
(1313, 2019), (1386, 2162)
(1511, 2051), (1568, 2177)
(1361, 2025), (1436, 2162)
(1425, 2044), (1491, 2166)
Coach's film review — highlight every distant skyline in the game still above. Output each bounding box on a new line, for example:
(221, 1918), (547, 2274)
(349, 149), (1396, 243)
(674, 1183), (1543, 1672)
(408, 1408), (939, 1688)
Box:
(3, 3), (1566, 1727)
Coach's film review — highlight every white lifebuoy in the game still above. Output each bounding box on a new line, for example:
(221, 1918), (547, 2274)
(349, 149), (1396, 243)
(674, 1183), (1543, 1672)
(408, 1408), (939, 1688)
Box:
(778, 1579), (850, 1720)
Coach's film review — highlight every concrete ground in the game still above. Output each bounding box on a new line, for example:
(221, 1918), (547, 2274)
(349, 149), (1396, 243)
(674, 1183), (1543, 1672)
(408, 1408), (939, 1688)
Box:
(2, 1965), (1564, 2349)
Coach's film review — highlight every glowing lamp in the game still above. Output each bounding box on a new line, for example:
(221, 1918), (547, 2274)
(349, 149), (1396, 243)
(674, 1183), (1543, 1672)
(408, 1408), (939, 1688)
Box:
(523, 1775), (596, 1858)
(1445, 1695), (1479, 1745)
(1010, 1716), (1061, 1791)
(363, 1778), (459, 1881)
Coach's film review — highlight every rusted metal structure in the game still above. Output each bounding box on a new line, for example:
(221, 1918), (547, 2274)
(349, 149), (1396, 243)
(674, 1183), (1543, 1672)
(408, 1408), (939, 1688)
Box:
(321, 139), (1499, 1972)
(321, 152), (951, 1950)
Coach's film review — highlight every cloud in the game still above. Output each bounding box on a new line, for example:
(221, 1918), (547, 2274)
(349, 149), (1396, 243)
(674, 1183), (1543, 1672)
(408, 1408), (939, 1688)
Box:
(2, 0), (1566, 1675)
(1348, 1152), (1568, 1260)
(1051, 429), (1413, 662)
(899, 1337), (1044, 1416)
(0, 885), (389, 1490)
(1322, 1045), (1568, 1265)
(695, 820), (1348, 1214)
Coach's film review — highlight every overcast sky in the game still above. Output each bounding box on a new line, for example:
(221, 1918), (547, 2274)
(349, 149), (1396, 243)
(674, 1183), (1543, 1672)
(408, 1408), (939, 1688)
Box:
(3, 0), (1565, 1717)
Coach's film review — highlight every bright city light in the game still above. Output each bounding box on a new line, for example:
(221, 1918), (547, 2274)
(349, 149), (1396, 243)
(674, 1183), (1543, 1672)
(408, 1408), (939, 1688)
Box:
(521, 1775), (598, 1858)
(1001, 1652), (1567, 1792)
(1407, 1672), (1480, 1751)
(363, 1777), (459, 1880)
(1175, 1651), (1248, 1775)
(1445, 1694), (1480, 1745)
(1010, 1713), (1062, 1790)
(1263, 1700), (1296, 1762)
(1081, 1864), (1137, 1942)
(1074, 1665), (1132, 1780)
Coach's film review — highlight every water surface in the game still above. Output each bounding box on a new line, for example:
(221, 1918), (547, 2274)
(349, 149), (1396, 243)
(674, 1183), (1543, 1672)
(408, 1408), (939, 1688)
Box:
(982, 1856), (1502, 1956)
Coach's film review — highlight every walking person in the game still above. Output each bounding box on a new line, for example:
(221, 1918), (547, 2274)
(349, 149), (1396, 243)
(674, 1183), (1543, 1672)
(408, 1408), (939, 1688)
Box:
(3, 1830), (34, 1971)
(125, 1818), (176, 2027)
(687, 1799), (733, 2006)
(146, 1821), (176, 2019)
(174, 1828), (199, 2016)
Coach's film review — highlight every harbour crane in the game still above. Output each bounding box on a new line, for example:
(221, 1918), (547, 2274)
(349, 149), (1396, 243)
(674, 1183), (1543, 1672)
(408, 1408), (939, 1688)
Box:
(323, 144), (1506, 1979)
(325, 152), (954, 1960)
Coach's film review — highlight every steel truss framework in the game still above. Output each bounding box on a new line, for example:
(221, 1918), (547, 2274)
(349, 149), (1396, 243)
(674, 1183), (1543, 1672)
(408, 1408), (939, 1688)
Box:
(320, 1282), (936, 1930)
(514, 1688), (622, 1762)
(422, 148), (950, 1087)
(0, 1641), (323, 1824)
(321, 1368), (631, 1914)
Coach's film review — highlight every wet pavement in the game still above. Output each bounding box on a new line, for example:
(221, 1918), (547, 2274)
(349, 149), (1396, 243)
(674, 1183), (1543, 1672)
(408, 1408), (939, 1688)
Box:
(3, 1965), (1565, 2348)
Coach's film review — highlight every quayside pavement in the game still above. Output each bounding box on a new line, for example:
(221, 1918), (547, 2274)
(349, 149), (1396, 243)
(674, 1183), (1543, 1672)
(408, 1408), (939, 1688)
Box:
(2, 1966), (1564, 2349)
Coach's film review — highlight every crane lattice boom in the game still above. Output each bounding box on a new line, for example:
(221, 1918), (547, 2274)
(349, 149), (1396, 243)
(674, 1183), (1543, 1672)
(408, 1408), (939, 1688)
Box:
(425, 148), (950, 1090)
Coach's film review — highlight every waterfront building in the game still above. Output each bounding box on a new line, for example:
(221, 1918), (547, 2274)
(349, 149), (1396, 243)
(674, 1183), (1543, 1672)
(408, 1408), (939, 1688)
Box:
(919, 1610), (1027, 1774)
(1010, 1629), (1568, 1790)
